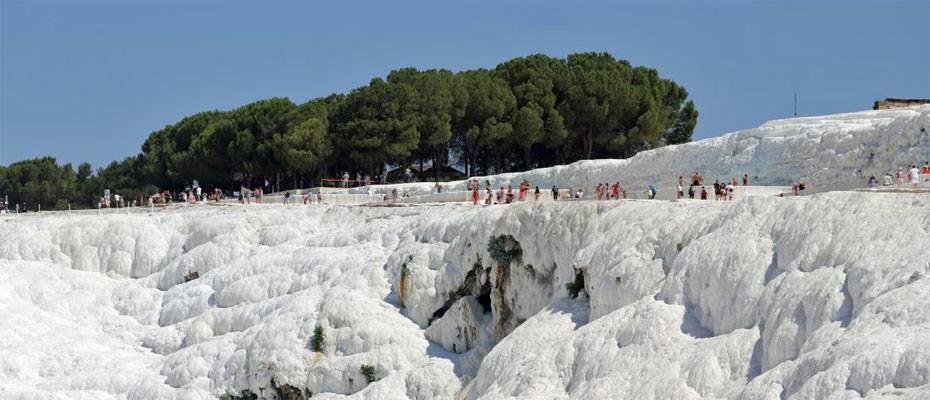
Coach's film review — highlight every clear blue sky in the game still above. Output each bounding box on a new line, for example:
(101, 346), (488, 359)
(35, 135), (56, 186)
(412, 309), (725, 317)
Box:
(2, 1), (928, 168)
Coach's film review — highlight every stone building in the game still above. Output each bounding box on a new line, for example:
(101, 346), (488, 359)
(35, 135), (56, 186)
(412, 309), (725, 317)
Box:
(873, 98), (930, 110)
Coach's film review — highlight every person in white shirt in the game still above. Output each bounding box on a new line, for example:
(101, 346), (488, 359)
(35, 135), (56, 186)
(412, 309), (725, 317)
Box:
(910, 164), (921, 191)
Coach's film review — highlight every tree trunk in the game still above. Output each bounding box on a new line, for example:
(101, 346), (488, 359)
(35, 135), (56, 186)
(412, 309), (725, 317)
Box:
(524, 145), (532, 169)
(432, 152), (440, 182)
(585, 127), (593, 159)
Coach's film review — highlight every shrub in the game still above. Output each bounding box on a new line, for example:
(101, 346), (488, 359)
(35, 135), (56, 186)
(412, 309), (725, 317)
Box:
(565, 269), (586, 299)
(676, 242), (684, 252)
(311, 324), (325, 352)
(360, 364), (377, 383)
(400, 263), (410, 280)
(488, 235), (522, 265)
(184, 270), (199, 282)
(220, 390), (258, 400)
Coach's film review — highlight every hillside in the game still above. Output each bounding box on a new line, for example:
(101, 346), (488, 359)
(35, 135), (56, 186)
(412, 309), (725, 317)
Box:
(349, 105), (930, 196)
(1, 106), (929, 400)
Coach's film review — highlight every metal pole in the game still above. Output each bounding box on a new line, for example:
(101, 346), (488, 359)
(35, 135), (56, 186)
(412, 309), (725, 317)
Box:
(794, 93), (797, 117)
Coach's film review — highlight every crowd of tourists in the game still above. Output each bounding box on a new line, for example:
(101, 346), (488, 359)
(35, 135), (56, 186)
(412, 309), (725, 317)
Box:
(866, 161), (929, 191)
(141, 187), (226, 208)
(462, 171), (781, 206)
(17, 161), (924, 214)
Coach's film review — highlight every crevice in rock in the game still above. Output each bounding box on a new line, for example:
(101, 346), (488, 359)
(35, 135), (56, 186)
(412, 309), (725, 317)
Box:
(429, 261), (489, 325)
(476, 270), (492, 312)
(271, 378), (313, 400)
(837, 274), (853, 328)
(680, 303), (712, 339)
(763, 248), (780, 285)
(494, 261), (513, 339)
(746, 321), (765, 380)
(183, 270), (199, 282)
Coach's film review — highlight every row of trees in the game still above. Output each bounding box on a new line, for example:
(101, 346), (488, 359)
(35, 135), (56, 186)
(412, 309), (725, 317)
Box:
(0, 157), (159, 211)
(1, 52), (698, 210)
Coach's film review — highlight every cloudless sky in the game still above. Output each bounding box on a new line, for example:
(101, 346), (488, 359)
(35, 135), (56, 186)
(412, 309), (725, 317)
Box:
(1, 1), (928, 168)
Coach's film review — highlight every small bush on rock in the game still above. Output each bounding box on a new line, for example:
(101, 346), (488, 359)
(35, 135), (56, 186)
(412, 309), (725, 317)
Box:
(488, 235), (522, 265)
(311, 324), (325, 352)
(566, 269), (586, 299)
(184, 270), (199, 282)
(360, 364), (377, 383)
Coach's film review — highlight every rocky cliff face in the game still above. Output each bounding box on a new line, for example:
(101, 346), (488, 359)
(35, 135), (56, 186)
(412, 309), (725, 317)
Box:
(3, 190), (928, 400)
(386, 192), (930, 399)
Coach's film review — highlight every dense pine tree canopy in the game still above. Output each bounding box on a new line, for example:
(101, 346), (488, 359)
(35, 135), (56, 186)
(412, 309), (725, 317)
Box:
(0, 53), (697, 210)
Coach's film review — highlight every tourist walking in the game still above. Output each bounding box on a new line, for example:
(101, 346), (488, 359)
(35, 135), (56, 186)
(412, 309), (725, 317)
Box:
(910, 164), (921, 191)
(692, 172), (703, 186)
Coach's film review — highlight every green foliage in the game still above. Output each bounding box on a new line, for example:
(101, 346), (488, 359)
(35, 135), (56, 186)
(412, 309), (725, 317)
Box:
(311, 324), (325, 352)
(360, 364), (377, 384)
(676, 242), (685, 252)
(565, 269), (586, 299)
(273, 118), (332, 176)
(400, 262), (410, 281)
(667, 100), (698, 145)
(330, 78), (421, 173)
(488, 235), (522, 266)
(3, 53), (697, 207)
(0, 157), (78, 210)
